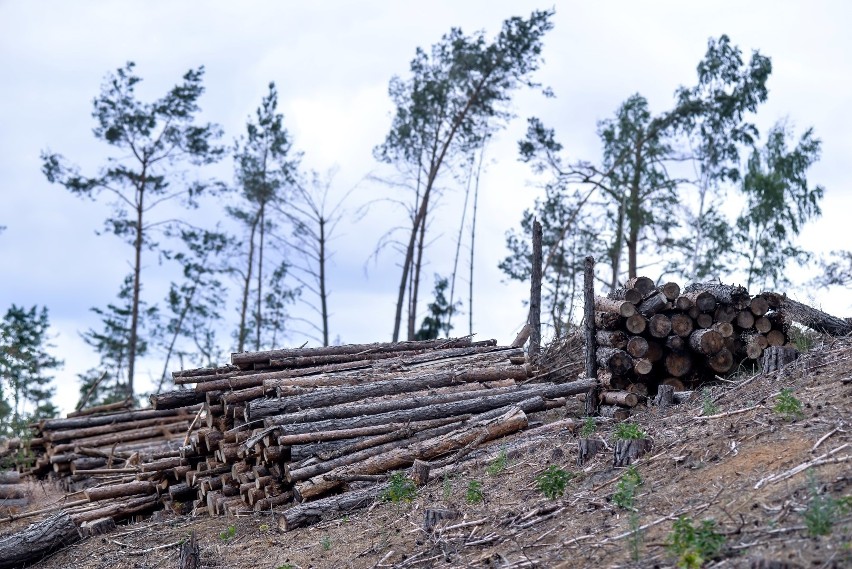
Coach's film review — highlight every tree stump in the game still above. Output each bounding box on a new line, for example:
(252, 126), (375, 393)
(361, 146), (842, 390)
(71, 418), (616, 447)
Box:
(423, 508), (459, 533)
(577, 439), (605, 466)
(410, 460), (430, 487)
(761, 346), (799, 373)
(179, 531), (200, 569)
(654, 384), (674, 410)
(613, 439), (652, 467)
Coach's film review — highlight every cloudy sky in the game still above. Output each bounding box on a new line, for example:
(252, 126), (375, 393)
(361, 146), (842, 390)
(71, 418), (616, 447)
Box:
(1, 1), (850, 413)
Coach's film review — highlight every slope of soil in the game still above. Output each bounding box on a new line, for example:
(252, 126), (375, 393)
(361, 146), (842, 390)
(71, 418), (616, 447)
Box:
(11, 337), (852, 569)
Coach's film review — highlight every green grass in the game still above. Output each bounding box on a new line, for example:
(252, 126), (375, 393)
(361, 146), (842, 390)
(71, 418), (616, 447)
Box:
(613, 422), (646, 441)
(666, 517), (725, 569)
(382, 472), (417, 503)
(773, 388), (804, 420)
(486, 447), (508, 476)
(579, 416), (597, 438)
(535, 465), (573, 500)
(465, 480), (484, 504)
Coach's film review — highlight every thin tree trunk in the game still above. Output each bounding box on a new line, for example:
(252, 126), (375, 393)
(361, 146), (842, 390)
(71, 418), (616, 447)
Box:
(256, 201), (266, 351)
(408, 208), (427, 340)
(237, 213), (259, 353)
(469, 150), (482, 337)
(128, 171), (146, 401)
(319, 216), (329, 346)
(155, 282), (198, 395)
(627, 135), (642, 280)
(529, 220), (543, 359)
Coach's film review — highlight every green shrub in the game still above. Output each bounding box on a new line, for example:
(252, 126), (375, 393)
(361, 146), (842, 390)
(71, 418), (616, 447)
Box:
(613, 422), (646, 441)
(803, 470), (850, 536)
(486, 448), (508, 476)
(465, 480), (484, 504)
(579, 416), (596, 438)
(701, 388), (719, 416)
(774, 388), (804, 420)
(666, 517), (725, 569)
(321, 536), (331, 551)
(219, 525), (236, 541)
(535, 465), (573, 500)
(382, 472), (417, 503)
(612, 466), (643, 510)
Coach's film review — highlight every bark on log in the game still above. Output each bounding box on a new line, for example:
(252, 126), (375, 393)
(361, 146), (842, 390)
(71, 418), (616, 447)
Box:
(608, 287), (643, 305)
(85, 480), (156, 502)
(278, 483), (385, 531)
(684, 282), (750, 308)
(79, 517), (115, 538)
(683, 291), (716, 313)
(595, 297), (636, 317)
(689, 329), (724, 356)
(149, 390), (206, 410)
(638, 292), (668, 317)
(179, 532), (200, 569)
(67, 400), (132, 418)
(594, 311), (621, 330)
(38, 406), (201, 432)
(595, 330), (627, 349)
(577, 439), (604, 466)
(0, 512), (81, 569)
(276, 417), (465, 446)
(654, 384), (674, 410)
(761, 346), (799, 373)
(264, 380), (595, 433)
(231, 336), (478, 367)
(596, 348), (633, 376)
(599, 391), (639, 408)
(624, 314), (647, 335)
(246, 367), (529, 421)
(423, 508), (460, 533)
(0, 471), (20, 484)
(0, 485), (27, 499)
(598, 405), (630, 420)
(295, 408), (527, 501)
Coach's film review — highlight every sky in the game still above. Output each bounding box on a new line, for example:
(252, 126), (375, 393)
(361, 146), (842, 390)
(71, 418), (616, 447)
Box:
(1, 1), (850, 414)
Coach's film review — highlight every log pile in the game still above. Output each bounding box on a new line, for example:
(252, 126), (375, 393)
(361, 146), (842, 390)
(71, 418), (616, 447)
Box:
(589, 277), (795, 416)
(12, 336), (593, 531)
(0, 470), (30, 512)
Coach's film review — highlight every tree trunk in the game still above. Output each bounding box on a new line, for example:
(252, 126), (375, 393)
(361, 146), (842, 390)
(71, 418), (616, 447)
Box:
(0, 512), (81, 569)
(237, 213), (259, 353)
(638, 292), (668, 316)
(318, 216), (329, 347)
(613, 438), (651, 467)
(255, 200), (266, 351)
(529, 220), (543, 359)
(128, 182), (146, 401)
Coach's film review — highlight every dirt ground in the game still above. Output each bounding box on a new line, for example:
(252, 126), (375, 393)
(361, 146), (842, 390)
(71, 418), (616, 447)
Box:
(7, 336), (852, 569)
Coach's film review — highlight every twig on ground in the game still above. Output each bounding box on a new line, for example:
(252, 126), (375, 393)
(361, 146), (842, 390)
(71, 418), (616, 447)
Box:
(695, 405), (762, 420)
(754, 444), (851, 489)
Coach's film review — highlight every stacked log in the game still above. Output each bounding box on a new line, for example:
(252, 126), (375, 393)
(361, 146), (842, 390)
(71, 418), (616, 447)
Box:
(0, 470), (30, 511)
(593, 278), (795, 413)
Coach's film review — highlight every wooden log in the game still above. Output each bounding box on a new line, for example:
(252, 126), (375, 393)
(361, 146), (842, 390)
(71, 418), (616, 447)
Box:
(264, 381), (595, 432)
(664, 353), (692, 378)
(632, 358), (653, 376)
(761, 346), (799, 373)
(625, 276), (656, 297)
(277, 417), (464, 446)
(246, 366), (529, 421)
(0, 512), (81, 569)
(278, 483), (385, 531)
(38, 405), (201, 432)
(665, 335), (686, 353)
(231, 336), (479, 367)
(411, 460), (430, 487)
(595, 348), (633, 376)
(645, 341), (663, 362)
(595, 330), (627, 349)
(71, 494), (159, 523)
(594, 311), (621, 330)
(659, 282), (681, 301)
(707, 348), (734, 374)
(530, 220), (543, 359)
(689, 329), (724, 356)
(661, 377), (686, 392)
(598, 405), (630, 420)
(44, 415), (189, 443)
(294, 408), (528, 501)
(696, 313), (714, 328)
(79, 517), (115, 538)
(626, 336), (649, 358)
(750, 296), (770, 317)
(638, 292), (668, 317)
(0, 485), (27, 499)
(49, 421), (189, 453)
(755, 316), (772, 334)
(683, 290), (716, 313)
(736, 310), (756, 330)
(670, 314), (694, 338)
(624, 314), (647, 335)
(674, 295), (693, 311)
(0, 472), (20, 484)
(608, 287), (642, 304)
(595, 296), (636, 317)
(713, 322), (735, 338)
(423, 508), (460, 533)
(626, 382), (649, 397)
(599, 391), (639, 408)
(714, 304), (737, 324)
(85, 480), (156, 502)
(67, 400), (132, 418)
(149, 390), (206, 410)
(648, 314), (672, 338)
(684, 282), (750, 308)
(766, 329), (786, 347)
(745, 342), (764, 360)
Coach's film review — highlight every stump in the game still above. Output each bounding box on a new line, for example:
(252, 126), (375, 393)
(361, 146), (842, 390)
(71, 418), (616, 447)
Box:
(613, 439), (652, 467)
(179, 531), (200, 569)
(761, 346), (799, 373)
(654, 384), (674, 410)
(577, 439), (605, 466)
(423, 508), (460, 533)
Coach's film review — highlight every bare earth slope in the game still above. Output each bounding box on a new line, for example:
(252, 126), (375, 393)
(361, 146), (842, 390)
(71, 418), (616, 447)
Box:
(20, 337), (852, 569)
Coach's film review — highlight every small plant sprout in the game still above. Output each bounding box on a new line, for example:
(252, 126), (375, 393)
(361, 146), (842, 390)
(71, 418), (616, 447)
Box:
(666, 517), (725, 569)
(612, 466), (643, 510)
(258, 523), (269, 532)
(382, 472), (417, 503)
(442, 474), (453, 500)
(701, 388), (719, 416)
(465, 480), (484, 504)
(774, 388), (804, 420)
(486, 447), (509, 476)
(802, 469), (850, 536)
(320, 536), (332, 551)
(579, 416), (596, 438)
(219, 525), (237, 541)
(535, 465), (573, 500)
(613, 422), (646, 441)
